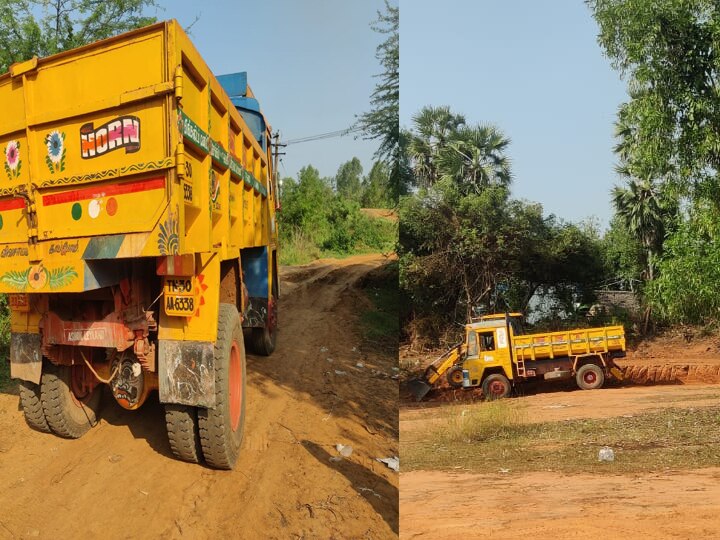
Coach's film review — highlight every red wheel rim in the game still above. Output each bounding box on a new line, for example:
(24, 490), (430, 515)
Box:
(451, 370), (463, 384)
(489, 380), (506, 396)
(229, 341), (242, 431)
(583, 371), (597, 385)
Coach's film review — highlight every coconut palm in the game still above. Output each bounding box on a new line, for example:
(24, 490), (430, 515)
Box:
(436, 125), (512, 194)
(611, 178), (667, 281)
(408, 106), (466, 187)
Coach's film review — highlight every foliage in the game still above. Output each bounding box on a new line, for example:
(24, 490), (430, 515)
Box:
(357, 0), (398, 165)
(589, 0), (720, 198)
(278, 162), (397, 266)
(335, 157), (363, 202)
(400, 107), (604, 344)
(648, 204), (720, 324)
(361, 160), (394, 208)
(601, 214), (644, 286)
(0, 0), (159, 73)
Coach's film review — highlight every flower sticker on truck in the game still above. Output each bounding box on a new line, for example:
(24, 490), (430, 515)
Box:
(0, 264), (78, 291)
(45, 130), (66, 173)
(4, 140), (21, 180)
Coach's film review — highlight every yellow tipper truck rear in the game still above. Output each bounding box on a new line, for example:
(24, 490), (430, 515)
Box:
(0, 21), (280, 469)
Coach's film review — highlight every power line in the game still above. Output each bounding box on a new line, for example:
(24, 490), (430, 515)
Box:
(284, 126), (362, 146)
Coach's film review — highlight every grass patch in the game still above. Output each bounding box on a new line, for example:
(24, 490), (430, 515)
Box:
(403, 403), (720, 474)
(360, 261), (399, 347)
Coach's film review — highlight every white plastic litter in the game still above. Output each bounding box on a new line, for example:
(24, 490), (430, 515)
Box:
(356, 362), (364, 369)
(376, 456), (399, 472)
(598, 446), (615, 462)
(336, 444), (353, 457)
(320, 346), (328, 353)
(334, 370), (347, 376)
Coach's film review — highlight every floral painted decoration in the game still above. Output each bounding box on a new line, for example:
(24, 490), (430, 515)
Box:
(4, 140), (21, 180)
(45, 130), (66, 173)
(0, 264), (78, 291)
(157, 209), (179, 255)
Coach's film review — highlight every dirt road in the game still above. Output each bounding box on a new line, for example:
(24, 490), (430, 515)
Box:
(400, 383), (720, 539)
(0, 254), (398, 539)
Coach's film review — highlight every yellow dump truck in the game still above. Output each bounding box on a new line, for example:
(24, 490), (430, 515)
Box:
(0, 21), (280, 469)
(410, 313), (626, 400)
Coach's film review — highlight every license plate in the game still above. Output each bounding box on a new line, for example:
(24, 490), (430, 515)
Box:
(164, 277), (195, 317)
(9, 294), (29, 311)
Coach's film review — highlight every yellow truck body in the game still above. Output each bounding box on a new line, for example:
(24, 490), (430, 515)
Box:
(411, 313), (626, 400)
(0, 21), (279, 469)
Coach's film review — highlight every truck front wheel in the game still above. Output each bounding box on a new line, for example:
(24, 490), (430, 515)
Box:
(198, 303), (246, 470)
(482, 373), (511, 400)
(446, 366), (465, 388)
(576, 364), (605, 390)
(40, 363), (101, 439)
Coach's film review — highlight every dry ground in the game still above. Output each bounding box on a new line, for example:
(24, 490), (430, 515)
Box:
(0, 253), (398, 539)
(400, 333), (720, 539)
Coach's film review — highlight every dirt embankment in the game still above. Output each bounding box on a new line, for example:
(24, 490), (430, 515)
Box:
(0, 253), (398, 539)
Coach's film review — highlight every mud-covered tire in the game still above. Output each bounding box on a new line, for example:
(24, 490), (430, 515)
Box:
(250, 325), (276, 356)
(18, 380), (51, 433)
(198, 303), (246, 470)
(482, 373), (511, 400)
(446, 365), (465, 388)
(40, 363), (101, 439)
(165, 404), (202, 463)
(576, 363), (605, 390)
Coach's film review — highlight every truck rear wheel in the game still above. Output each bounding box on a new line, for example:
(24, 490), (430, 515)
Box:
(482, 373), (511, 400)
(18, 380), (51, 433)
(198, 303), (246, 470)
(40, 363), (101, 439)
(249, 296), (277, 356)
(165, 404), (202, 463)
(576, 364), (605, 390)
(446, 366), (465, 388)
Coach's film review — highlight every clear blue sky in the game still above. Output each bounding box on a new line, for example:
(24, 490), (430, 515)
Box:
(400, 0), (629, 229)
(153, 0), (391, 182)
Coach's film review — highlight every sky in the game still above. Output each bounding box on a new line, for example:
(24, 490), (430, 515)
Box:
(400, 0), (629, 229)
(153, 0), (390, 183)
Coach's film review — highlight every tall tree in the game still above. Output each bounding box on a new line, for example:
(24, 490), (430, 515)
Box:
(589, 0), (720, 197)
(611, 178), (668, 282)
(437, 125), (513, 194)
(335, 157), (363, 201)
(408, 105), (466, 187)
(361, 160), (392, 208)
(357, 0), (398, 164)
(0, 0), (158, 72)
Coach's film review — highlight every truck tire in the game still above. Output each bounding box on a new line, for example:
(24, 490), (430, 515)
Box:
(249, 296), (277, 356)
(482, 373), (511, 400)
(198, 303), (246, 470)
(446, 365), (465, 388)
(165, 404), (202, 463)
(40, 363), (101, 439)
(18, 380), (51, 433)
(250, 325), (276, 356)
(576, 363), (605, 390)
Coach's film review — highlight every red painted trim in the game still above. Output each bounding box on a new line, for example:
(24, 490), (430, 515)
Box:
(42, 176), (165, 206)
(0, 198), (26, 211)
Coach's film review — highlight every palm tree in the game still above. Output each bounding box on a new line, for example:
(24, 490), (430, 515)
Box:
(611, 178), (667, 282)
(436, 125), (512, 194)
(408, 106), (466, 187)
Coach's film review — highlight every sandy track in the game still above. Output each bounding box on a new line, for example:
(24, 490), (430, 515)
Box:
(400, 383), (720, 539)
(0, 253), (398, 539)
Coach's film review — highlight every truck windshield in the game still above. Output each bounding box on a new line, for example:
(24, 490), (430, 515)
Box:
(467, 331), (478, 357)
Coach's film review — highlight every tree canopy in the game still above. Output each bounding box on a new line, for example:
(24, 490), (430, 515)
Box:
(0, 0), (158, 72)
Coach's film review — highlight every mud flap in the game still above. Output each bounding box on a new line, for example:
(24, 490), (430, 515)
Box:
(10, 333), (42, 384)
(408, 378), (432, 402)
(158, 340), (216, 408)
(241, 246), (268, 328)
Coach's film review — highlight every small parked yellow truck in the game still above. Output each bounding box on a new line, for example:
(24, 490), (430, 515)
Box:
(0, 20), (280, 469)
(409, 313), (626, 400)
